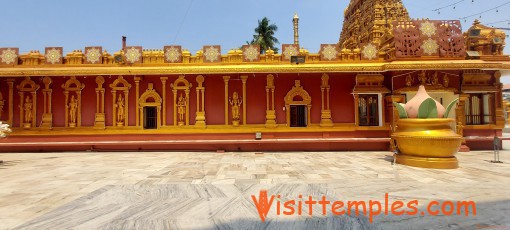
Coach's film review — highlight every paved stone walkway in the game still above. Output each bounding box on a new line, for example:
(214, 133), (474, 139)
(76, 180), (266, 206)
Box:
(0, 151), (508, 229)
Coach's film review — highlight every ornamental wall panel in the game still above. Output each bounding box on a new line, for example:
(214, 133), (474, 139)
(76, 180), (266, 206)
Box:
(438, 20), (466, 58)
(393, 21), (422, 58)
(282, 44), (299, 61)
(124, 46), (143, 64)
(242, 45), (260, 62)
(45, 47), (63, 64)
(360, 43), (379, 61)
(203, 45), (221, 63)
(163, 46), (182, 63)
(319, 44), (339, 61)
(0, 48), (19, 65)
(84, 46), (103, 64)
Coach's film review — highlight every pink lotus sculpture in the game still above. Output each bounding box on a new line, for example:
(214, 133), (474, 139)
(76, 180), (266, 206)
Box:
(394, 85), (458, 119)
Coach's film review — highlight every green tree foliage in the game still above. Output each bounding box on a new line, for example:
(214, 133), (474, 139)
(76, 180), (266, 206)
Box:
(247, 17), (280, 54)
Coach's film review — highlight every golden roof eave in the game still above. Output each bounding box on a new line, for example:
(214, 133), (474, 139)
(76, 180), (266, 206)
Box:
(0, 60), (509, 76)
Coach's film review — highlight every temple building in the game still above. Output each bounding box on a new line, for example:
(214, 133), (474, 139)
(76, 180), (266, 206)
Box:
(0, 0), (509, 152)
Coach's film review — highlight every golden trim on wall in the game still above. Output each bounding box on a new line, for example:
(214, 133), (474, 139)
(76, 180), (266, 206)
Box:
(1, 62), (508, 77)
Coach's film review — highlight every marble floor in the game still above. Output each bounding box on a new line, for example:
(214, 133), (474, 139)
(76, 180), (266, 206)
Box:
(0, 150), (508, 230)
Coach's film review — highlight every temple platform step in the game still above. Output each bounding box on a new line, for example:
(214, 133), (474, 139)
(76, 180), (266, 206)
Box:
(0, 134), (391, 152)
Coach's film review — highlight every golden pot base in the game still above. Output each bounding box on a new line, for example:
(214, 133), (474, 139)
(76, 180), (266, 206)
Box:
(396, 154), (459, 169)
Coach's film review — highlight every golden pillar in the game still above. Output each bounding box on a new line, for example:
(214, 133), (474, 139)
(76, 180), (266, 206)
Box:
(353, 94), (360, 126)
(455, 94), (469, 130)
(387, 95), (405, 131)
(320, 74), (333, 127)
(494, 71), (505, 128)
(6, 79), (15, 126)
(94, 76), (106, 129)
(195, 75), (206, 127)
(134, 76), (141, 127)
(240, 75), (248, 125)
(40, 76), (53, 129)
(160, 77), (168, 126)
(223, 76), (230, 125)
(265, 74), (277, 128)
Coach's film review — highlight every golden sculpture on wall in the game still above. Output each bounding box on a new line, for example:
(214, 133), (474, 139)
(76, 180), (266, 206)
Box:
(62, 76), (85, 128)
(109, 76), (131, 127)
(23, 96), (33, 127)
(229, 91), (242, 126)
(68, 95), (78, 127)
(17, 76), (39, 128)
(171, 75), (191, 126)
(177, 93), (187, 126)
(443, 75), (449, 88)
(405, 75), (413, 87)
(116, 95), (125, 126)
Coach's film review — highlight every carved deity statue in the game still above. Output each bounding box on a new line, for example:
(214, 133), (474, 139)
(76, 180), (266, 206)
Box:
(23, 96), (33, 123)
(431, 72), (439, 85)
(405, 75), (413, 87)
(321, 74), (329, 88)
(229, 92), (242, 123)
(456, 121), (464, 137)
(418, 71), (428, 85)
(177, 93), (186, 123)
(443, 75), (450, 88)
(116, 95), (125, 123)
(69, 95), (78, 124)
(267, 75), (274, 88)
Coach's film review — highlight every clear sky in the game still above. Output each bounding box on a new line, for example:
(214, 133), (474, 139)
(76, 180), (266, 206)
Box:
(0, 0), (509, 54)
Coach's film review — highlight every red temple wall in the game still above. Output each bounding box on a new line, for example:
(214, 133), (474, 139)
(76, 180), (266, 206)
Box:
(246, 74), (267, 124)
(2, 73), (358, 127)
(330, 73), (356, 123)
(0, 70), (481, 128)
(0, 81), (7, 121)
(204, 75), (225, 125)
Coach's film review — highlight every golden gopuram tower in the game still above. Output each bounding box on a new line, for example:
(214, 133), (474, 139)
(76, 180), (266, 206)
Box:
(339, 0), (410, 50)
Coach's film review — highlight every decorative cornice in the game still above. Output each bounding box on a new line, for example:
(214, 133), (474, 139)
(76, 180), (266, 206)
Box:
(0, 61), (509, 76)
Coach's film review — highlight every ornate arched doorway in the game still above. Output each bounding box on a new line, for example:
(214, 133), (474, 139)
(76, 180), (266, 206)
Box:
(285, 80), (312, 127)
(138, 83), (162, 129)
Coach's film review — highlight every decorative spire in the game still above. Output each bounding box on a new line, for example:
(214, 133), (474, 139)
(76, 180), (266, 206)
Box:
(339, 0), (410, 50)
(293, 13), (299, 45)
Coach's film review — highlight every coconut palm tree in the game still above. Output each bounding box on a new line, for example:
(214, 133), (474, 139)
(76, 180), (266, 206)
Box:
(248, 17), (279, 53)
